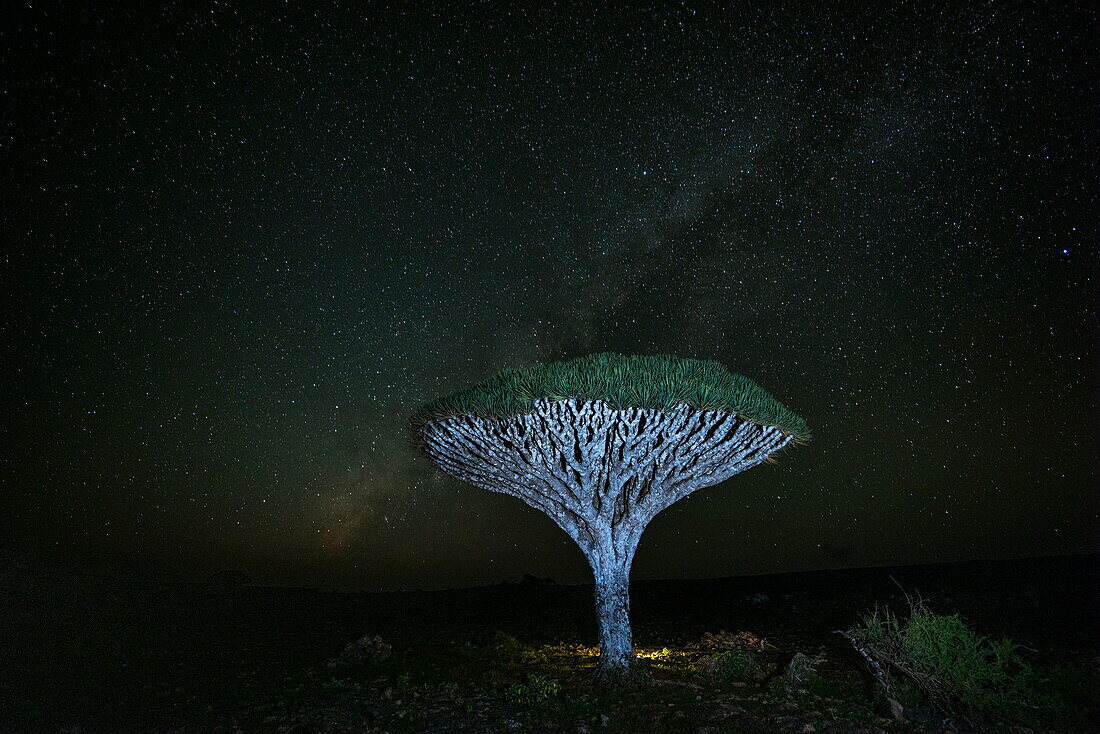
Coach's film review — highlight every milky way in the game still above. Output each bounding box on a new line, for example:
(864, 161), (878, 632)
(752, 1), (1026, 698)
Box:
(3, 2), (1095, 589)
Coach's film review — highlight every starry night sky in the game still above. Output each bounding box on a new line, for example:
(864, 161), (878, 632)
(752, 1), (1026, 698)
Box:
(3, 1), (1096, 591)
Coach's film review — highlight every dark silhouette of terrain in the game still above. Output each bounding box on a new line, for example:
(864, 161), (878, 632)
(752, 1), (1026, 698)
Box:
(2, 553), (1096, 732)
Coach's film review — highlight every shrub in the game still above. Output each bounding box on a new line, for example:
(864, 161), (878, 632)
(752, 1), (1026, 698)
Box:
(784, 651), (826, 694)
(492, 630), (525, 663)
(504, 673), (560, 706)
(838, 591), (1092, 728)
(699, 649), (761, 682)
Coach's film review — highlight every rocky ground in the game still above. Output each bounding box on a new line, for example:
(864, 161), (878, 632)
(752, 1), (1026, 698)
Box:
(1, 554), (1097, 733)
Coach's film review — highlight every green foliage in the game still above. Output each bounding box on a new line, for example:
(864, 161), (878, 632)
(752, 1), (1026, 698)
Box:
(701, 649), (761, 683)
(841, 594), (1091, 728)
(409, 352), (809, 444)
(562, 692), (598, 717)
(504, 673), (560, 706)
(783, 652), (827, 694)
(491, 630), (525, 663)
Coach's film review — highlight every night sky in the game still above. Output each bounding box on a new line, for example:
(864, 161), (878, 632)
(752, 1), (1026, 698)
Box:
(3, 2), (1096, 591)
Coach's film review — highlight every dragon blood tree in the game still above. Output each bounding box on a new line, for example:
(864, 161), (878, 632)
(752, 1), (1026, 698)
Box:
(410, 353), (808, 679)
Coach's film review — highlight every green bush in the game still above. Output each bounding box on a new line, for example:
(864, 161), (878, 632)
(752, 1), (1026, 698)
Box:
(504, 673), (561, 706)
(491, 630), (525, 663)
(840, 593), (1092, 729)
(700, 649), (761, 682)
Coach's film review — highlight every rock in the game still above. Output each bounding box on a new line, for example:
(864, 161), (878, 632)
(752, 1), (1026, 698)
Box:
(902, 706), (945, 725)
(697, 629), (775, 651)
(950, 718), (986, 734)
(877, 697), (905, 721)
(689, 703), (747, 721)
(823, 726), (885, 734)
(334, 634), (392, 665)
(649, 678), (703, 691)
(696, 728), (719, 734)
(772, 714), (816, 732)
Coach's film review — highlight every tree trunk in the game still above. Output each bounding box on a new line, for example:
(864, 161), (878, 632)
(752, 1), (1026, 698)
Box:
(594, 564), (632, 675)
(588, 536), (639, 679)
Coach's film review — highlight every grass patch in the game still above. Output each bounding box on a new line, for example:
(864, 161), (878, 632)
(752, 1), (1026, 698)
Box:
(698, 649), (762, 683)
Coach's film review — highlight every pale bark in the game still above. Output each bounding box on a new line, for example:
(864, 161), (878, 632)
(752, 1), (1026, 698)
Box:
(419, 398), (791, 676)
